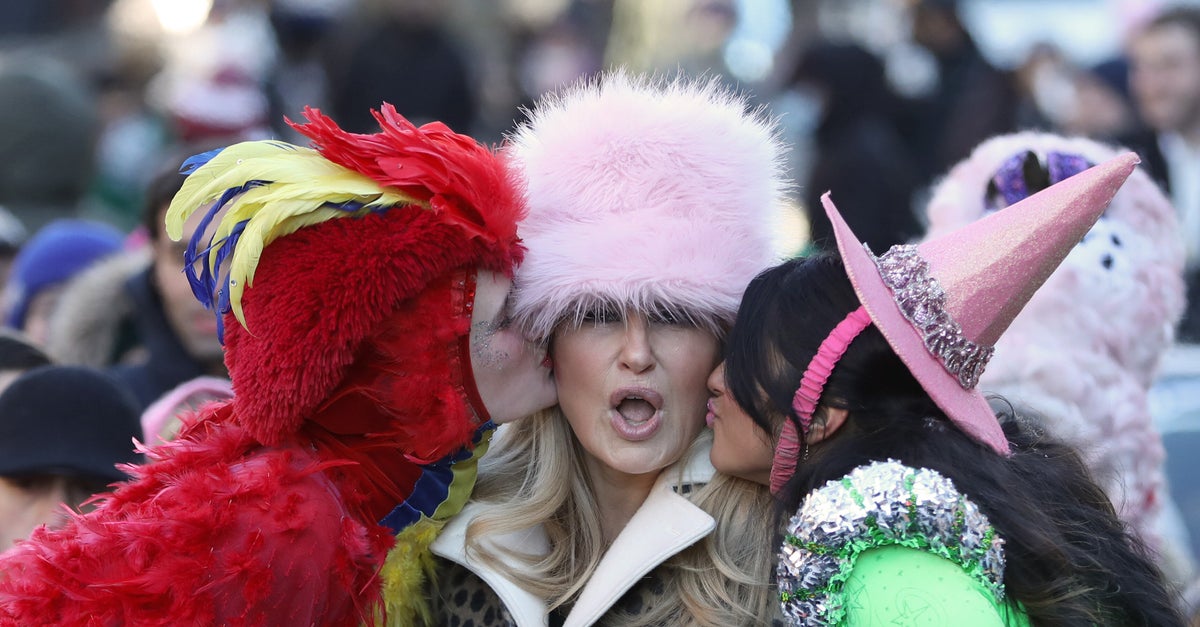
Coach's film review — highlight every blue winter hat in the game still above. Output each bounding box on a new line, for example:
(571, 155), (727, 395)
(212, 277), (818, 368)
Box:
(3, 219), (123, 329)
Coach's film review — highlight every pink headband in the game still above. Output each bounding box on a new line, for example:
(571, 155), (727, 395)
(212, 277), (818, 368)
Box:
(769, 306), (872, 494)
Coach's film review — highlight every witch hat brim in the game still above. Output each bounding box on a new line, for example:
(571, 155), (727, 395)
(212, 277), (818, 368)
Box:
(824, 152), (1139, 455)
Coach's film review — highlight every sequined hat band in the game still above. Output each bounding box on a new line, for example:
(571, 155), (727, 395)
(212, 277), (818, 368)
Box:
(870, 244), (994, 389)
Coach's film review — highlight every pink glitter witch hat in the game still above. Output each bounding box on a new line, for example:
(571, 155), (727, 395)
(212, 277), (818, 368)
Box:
(824, 152), (1139, 454)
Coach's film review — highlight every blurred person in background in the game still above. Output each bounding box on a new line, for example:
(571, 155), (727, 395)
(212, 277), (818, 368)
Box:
(1066, 59), (1139, 140)
(323, 0), (476, 133)
(1, 220), (123, 346)
(1010, 44), (1139, 140)
(0, 365), (142, 554)
(0, 57), (100, 233)
(45, 165), (227, 409)
(0, 331), (50, 393)
(673, 0), (740, 81)
(1012, 42), (1073, 132)
(0, 208), (27, 296)
(163, 65), (271, 145)
(139, 376), (233, 446)
(606, 0), (738, 84)
(1006, 42), (1139, 139)
(905, 0), (1018, 185)
(89, 16), (171, 231)
(514, 13), (604, 119)
(790, 40), (920, 254)
(1127, 6), (1200, 342)
(264, 0), (347, 143)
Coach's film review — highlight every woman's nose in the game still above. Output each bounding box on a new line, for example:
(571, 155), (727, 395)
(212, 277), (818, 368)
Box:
(707, 362), (726, 396)
(618, 316), (655, 373)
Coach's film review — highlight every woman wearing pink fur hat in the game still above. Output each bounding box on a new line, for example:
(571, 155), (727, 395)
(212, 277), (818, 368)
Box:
(705, 154), (1184, 624)
(427, 73), (788, 625)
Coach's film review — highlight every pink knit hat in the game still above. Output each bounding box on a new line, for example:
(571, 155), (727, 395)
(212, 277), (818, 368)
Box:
(140, 376), (234, 444)
(508, 72), (787, 339)
(823, 152), (1139, 455)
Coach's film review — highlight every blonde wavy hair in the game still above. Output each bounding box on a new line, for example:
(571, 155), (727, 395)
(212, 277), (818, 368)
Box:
(465, 407), (777, 625)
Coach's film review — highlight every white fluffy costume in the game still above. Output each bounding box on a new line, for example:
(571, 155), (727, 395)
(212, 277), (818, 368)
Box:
(923, 131), (1188, 577)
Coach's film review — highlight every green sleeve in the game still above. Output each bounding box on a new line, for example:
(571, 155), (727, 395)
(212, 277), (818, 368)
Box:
(840, 546), (1029, 627)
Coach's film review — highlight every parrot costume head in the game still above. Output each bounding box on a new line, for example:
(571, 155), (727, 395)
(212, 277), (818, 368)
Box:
(166, 104), (525, 459)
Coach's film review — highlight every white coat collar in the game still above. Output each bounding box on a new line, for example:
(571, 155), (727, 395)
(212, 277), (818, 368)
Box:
(564, 444), (715, 626)
(431, 442), (717, 627)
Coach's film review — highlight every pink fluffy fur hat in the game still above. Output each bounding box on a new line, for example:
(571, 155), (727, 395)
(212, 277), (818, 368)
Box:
(507, 72), (787, 339)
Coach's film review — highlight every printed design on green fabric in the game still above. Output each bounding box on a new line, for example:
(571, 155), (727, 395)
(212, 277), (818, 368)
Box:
(776, 460), (1006, 625)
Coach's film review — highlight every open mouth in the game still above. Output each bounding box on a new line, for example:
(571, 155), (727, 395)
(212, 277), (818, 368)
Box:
(609, 388), (664, 441)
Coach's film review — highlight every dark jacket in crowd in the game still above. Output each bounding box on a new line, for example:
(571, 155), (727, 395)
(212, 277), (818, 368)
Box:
(1119, 129), (1200, 343)
(47, 251), (217, 409)
(905, 37), (1018, 185)
(325, 16), (476, 133)
(110, 267), (211, 408)
(793, 42), (921, 253)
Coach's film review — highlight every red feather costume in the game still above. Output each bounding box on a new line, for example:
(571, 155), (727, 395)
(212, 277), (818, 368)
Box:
(0, 106), (524, 626)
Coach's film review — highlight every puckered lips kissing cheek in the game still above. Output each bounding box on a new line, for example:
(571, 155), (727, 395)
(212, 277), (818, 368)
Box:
(609, 387), (664, 441)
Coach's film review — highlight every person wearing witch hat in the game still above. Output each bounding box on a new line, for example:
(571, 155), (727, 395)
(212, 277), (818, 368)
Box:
(0, 105), (556, 626)
(705, 153), (1186, 624)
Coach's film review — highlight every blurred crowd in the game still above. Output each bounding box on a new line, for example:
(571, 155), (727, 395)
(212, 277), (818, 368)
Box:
(3, 0), (1200, 615)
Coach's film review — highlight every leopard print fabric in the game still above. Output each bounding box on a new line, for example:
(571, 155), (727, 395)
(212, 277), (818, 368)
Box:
(428, 558), (516, 626)
(427, 557), (671, 626)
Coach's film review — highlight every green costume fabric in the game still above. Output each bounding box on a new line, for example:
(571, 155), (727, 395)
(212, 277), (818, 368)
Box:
(778, 460), (1013, 625)
(842, 546), (1030, 626)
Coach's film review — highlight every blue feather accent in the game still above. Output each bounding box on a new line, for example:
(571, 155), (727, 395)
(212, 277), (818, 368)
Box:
(182, 180), (268, 310)
(180, 148), (225, 174)
(178, 180), (363, 343)
(378, 421), (495, 534)
(327, 200), (365, 213)
(207, 219), (248, 344)
(215, 280), (230, 343)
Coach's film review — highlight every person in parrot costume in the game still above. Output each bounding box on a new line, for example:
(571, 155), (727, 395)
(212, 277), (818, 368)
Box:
(0, 104), (556, 626)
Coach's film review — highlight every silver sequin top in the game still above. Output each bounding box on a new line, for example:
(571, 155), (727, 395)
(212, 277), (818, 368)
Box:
(777, 460), (1006, 625)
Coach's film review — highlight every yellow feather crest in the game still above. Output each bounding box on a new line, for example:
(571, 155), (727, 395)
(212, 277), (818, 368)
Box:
(165, 141), (422, 328)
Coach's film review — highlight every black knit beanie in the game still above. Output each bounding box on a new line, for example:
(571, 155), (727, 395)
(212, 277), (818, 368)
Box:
(0, 365), (143, 483)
